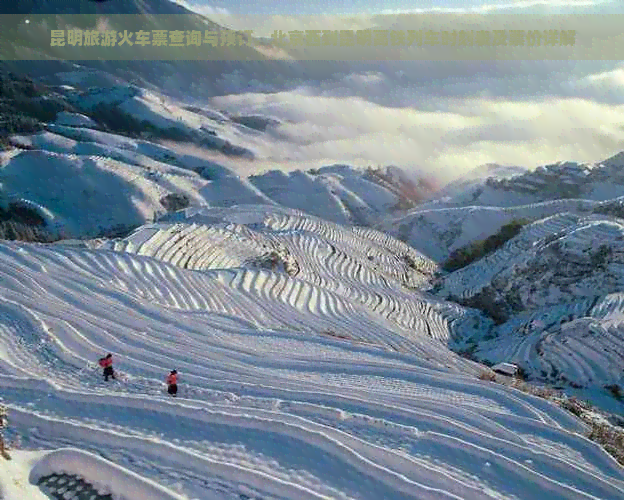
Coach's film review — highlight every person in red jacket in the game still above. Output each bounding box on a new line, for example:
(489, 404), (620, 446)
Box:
(166, 370), (177, 397)
(98, 353), (115, 381)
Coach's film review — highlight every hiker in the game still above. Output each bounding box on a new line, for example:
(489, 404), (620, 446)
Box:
(0, 406), (8, 458)
(98, 353), (116, 381)
(166, 370), (178, 397)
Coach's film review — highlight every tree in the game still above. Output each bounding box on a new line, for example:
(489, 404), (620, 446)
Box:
(443, 219), (528, 272)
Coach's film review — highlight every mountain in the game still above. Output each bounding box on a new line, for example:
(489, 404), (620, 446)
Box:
(433, 163), (529, 202)
(379, 152), (624, 263)
(2, 67), (624, 409)
(437, 212), (624, 402)
(0, 0), (244, 57)
(1, 5), (624, 496)
(0, 71), (437, 239)
(430, 152), (624, 209)
(1, 202), (623, 500)
(0, 0), (311, 102)
(370, 153), (624, 408)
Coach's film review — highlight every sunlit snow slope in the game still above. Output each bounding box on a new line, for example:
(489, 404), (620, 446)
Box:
(1, 206), (623, 500)
(3, 121), (417, 238)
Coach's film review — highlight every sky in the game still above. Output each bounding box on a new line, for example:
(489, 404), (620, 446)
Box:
(183, 0), (620, 17)
(171, 0), (624, 179)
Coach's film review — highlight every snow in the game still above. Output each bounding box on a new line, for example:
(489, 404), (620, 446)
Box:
(2, 73), (624, 499)
(2, 122), (416, 238)
(434, 163), (528, 201)
(430, 152), (624, 210)
(119, 95), (203, 135)
(0, 450), (50, 500)
(0, 148), (208, 238)
(380, 198), (608, 262)
(54, 112), (99, 129)
(30, 448), (187, 500)
(9, 131), (77, 153)
(0, 203), (623, 499)
(248, 168), (403, 226)
(64, 85), (257, 159)
(436, 211), (624, 397)
(0, 449), (186, 500)
(67, 84), (143, 111)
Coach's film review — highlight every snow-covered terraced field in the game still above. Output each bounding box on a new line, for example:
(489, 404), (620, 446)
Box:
(438, 212), (624, 398)
(1, 205), (623, 500)
(3, 78), (624, 497)
(440, 212), (607, 299)
(0, 147), (210, 238)
(380, 198), (605, 262)
(473, 292), (624, 400)
(97, 206), (477, 346)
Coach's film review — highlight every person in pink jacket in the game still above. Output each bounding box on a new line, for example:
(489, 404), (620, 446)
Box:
(166, 370), (178, 397)
(98, 353), (115, 381)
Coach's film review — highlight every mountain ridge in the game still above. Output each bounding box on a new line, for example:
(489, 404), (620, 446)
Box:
(1, 29), (624, 498)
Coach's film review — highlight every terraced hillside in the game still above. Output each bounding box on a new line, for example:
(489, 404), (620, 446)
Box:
(2, 205), (622, 499)
(433, 212), (624, 404)
(96, 205), (478, 346)
(380, 190), (624, 263)
(379, 198), (600, 262)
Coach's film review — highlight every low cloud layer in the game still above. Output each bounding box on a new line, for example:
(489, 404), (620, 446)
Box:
(173, 1), (624, 179)
(211, 72), (624, 180)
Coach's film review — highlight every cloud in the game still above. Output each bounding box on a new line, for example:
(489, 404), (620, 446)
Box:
(221, 15), (376, 37)
(174, 0), (619, 36)
(584, 67), (624, 85)
(378, 0), (612, 15)
(210, 88), (624, 180)
(172, 0), (232, 25)
(231, 61), (618, 108)
(167, 1), (624, 180)
(170, 1), (377, 35)
(574, 65), (624, 93)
